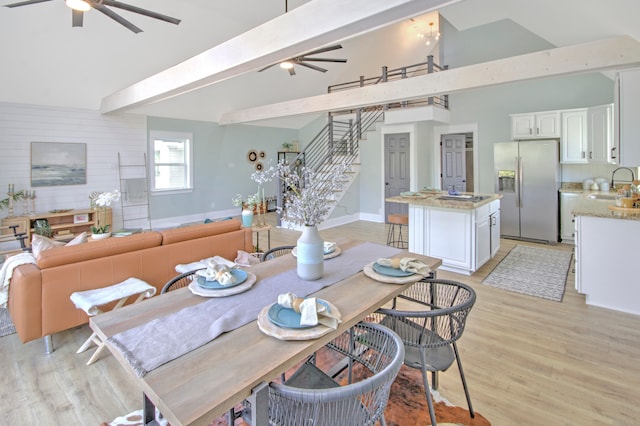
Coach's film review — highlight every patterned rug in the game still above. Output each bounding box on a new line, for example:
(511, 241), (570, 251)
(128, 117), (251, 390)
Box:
(0, 308), (16, 337)
(105, 347), (490, 426)
(482, 245), (573, 302)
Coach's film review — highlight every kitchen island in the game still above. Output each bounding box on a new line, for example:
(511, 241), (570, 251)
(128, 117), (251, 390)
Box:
(386, 192), (501, 275)
(571, 195), (640, 316)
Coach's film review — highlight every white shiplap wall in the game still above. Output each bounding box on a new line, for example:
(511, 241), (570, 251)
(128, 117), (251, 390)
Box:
(0, 102), (147, 230)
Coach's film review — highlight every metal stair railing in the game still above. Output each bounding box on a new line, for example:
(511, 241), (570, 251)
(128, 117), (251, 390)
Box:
(277, 106), (383, 224)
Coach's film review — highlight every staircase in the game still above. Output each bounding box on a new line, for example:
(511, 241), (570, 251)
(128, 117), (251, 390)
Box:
(278, 55), (449, 227)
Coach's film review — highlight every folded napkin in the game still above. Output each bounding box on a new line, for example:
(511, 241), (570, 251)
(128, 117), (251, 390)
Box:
(175, 255), (236, 274)
(277, 292), (341, 329)
(203, 260), (236, 286)
(376, 257), (432, 276)
(324, 241), (337, 254)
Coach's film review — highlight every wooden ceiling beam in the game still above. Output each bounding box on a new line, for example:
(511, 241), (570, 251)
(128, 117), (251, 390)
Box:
(100, 0), (461, 114)
(219, 36), (640, 125)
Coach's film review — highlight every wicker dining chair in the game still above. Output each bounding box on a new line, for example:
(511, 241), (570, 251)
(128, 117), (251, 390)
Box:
(160, 268), (204, 294)
(238, 321), (404, 426)
(371, 279), (476, 426)
(260, 245), (295, 262)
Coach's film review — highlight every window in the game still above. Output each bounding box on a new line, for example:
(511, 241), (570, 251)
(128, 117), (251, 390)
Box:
(149, 131), (193, 193)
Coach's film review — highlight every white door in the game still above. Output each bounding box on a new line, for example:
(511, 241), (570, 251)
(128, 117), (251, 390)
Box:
(441, 134), (466, 192)
(384, 133), (410, 219)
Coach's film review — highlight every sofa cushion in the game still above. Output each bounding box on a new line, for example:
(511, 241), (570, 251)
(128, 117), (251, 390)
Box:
(160, 219), (241, 245)
(36, 232), (163, 269)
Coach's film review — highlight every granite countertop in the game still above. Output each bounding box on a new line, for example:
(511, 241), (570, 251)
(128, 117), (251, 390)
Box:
(385, 191), (501, 210)
(561, 183), (640, 221)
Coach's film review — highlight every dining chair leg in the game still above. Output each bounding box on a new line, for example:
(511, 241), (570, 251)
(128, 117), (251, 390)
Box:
(419, 351), (438, 426)
(452, 342), (475, 418)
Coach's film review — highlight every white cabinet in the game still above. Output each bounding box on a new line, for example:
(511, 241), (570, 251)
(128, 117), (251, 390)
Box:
(575, 215), (640, 315)
(588, 104), (614, 164)
(475, 206), (491, 271)
(615, 69), (640, 167)
(408, 201), (498, 275)
(560, 192), (580, 242)
(511, 111), (560, 139)
(561, 105), (614, 164)
(561, 109), (588, 163)
(489, 200), (500, 258)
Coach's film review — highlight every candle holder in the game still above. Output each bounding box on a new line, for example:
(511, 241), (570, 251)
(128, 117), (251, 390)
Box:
(7, 190), (14, 217)
(30, 191), (36, 215)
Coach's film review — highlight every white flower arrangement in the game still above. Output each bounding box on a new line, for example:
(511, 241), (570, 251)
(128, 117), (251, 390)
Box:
(232, 192), (260, 209)
(89, 189), (121, 234)
(252, 160), (350, 227)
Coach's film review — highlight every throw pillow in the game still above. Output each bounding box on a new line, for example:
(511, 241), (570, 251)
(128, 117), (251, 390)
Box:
(66, 232), (88, 246)
(31, 234), (64, 258)
(31, 232), (88, 258)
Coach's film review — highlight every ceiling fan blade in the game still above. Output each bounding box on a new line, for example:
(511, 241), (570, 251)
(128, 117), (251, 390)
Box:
(296, 62), (328, 73)
(72, 9), (83, 27)
(93, 3), (142, 33)
(296, 57), (347, 63)
(4, 0), (53, 8)
(101, 0), (181, 25)
(299, 44), (343, 57)
(288, 67), (296, 76)
(258, 63), (279, 72)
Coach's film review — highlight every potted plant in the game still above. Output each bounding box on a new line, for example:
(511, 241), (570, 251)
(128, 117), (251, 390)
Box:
(89, 189), (121, 239)
(232, 193), (259, 228)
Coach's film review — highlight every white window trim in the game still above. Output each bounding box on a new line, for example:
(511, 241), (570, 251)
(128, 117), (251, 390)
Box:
(149, 130), (194, 195)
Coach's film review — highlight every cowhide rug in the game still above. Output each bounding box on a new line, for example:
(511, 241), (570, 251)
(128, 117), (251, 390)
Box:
(105, 346), (490, 426)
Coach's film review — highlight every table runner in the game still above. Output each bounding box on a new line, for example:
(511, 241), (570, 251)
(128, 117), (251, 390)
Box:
(108, 242), (402, 377)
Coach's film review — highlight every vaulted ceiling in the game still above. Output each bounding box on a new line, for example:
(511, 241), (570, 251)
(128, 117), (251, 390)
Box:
(1, 0), (639, 129)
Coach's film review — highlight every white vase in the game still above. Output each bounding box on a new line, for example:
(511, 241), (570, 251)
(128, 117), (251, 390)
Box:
(92, 232), (111, 240)
(241, 209), (254, 227)
(296, 225), (324, 281)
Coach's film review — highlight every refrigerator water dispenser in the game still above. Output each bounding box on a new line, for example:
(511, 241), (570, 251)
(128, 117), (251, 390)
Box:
(498, 170), (516, 192)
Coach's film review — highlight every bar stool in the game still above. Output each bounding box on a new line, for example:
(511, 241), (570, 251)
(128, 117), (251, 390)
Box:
(70, 278), (156, 365)
(387, 213), (409, 249)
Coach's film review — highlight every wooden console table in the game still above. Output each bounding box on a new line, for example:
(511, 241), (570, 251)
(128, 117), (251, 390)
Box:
(0, 208), (111, 246)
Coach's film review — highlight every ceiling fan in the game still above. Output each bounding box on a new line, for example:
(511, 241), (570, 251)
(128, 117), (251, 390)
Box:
(259, 44), (347, 76)
(4, 0), (181, 33)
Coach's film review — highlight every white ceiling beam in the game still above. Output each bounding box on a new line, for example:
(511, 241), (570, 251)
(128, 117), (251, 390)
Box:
(100, 0), (461, 114)
(219, 36), (640, 124)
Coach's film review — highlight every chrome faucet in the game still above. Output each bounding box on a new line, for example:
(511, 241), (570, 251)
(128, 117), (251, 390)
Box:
(611, 167), (636, 189)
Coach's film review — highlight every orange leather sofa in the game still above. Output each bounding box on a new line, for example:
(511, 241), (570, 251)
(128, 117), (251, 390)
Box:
(7, 219), (252, 351)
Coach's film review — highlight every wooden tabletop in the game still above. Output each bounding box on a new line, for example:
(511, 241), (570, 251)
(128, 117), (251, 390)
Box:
(91, 240), (441, 426)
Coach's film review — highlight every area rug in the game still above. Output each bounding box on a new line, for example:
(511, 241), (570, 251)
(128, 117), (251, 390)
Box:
(482, 244), (572, 302)
(105, 348), (490, 426)
(0, 308), (16, 337)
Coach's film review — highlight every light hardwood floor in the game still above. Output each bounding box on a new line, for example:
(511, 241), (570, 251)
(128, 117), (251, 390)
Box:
(2, 215), (639, 425)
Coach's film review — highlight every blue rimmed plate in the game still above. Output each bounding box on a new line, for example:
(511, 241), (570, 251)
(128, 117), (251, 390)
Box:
(268, 299), (331, 329)
(372, 262), (415, 277)
(196, 269), (247, 289)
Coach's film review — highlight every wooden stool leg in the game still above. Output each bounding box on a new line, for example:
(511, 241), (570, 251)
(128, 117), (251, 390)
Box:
(80, 293), (150, 365)
(86, 341), (108, 365)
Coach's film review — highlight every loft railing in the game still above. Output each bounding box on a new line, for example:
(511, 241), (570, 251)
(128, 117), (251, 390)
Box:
(328, 55), (449, 108)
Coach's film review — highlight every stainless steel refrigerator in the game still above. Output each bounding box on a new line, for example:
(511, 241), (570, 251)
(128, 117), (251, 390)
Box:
(494, 140), (560, 243)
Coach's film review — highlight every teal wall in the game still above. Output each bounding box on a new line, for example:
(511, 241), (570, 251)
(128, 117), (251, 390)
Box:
(147, 117), (297, 220)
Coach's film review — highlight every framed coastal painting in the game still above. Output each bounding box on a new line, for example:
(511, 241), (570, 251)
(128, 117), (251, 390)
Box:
(31, 142), (87, 187)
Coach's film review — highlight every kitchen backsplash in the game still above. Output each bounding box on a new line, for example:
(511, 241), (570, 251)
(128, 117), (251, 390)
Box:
(561, 164), (639, 184)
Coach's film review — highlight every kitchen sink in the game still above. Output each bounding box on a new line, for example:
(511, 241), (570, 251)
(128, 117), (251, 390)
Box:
(588, 194), (617, 200)
(436, 195), (490, 202)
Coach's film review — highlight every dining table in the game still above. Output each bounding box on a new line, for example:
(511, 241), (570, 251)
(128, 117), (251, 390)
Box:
(90, 239), (442, 426)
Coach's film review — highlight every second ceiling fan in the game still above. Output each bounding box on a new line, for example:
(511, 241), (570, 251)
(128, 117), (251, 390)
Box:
(4, 0), (181, 33)
(259, 44), (347, 76)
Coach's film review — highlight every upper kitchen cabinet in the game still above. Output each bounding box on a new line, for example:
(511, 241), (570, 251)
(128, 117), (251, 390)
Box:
(615, 68), (640, 167)
(561, 109), (588, 163)
(561, 104), (614, 164)
(511, 111), (560, 140)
